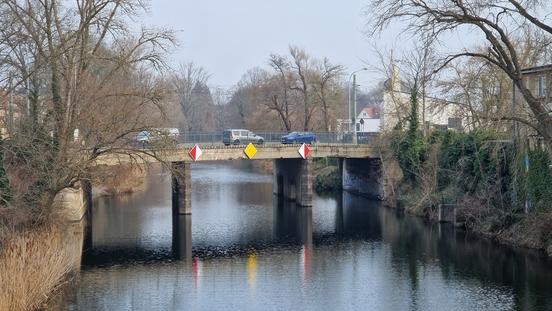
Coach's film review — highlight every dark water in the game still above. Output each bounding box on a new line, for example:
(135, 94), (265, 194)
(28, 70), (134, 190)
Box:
(54, 162), (552, 310)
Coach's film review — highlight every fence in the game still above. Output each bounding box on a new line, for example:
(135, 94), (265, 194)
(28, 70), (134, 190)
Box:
(176, 131), (378, 145)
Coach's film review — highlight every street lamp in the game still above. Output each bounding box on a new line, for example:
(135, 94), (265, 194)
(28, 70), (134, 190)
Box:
(347, 68), (368, 144)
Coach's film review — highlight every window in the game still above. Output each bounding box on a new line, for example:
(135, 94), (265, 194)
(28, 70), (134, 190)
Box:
(448, 118), (462, 130)
(538, 75), (547, 97)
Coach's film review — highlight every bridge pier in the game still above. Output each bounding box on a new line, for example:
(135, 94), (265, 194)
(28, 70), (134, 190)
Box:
(342, 158), (384, 200)
(171, 161), (192, 261)
(172, 161), (192, 215)
(273, 158), (313, 207)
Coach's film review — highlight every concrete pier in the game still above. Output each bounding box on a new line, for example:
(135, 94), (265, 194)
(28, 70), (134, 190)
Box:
(273, 158), (313, 207)
(172, 161), (192, 215)
(438, 204), (457, 225)
(342, 158), (384, 200)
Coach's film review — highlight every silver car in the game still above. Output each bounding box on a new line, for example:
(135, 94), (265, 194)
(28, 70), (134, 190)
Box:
(223, 129), (264, 145)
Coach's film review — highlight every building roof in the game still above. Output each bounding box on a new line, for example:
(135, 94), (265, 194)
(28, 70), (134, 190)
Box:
(358, 106), (379, 119)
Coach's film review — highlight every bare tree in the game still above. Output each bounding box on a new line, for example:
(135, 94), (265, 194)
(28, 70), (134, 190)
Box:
(0, 0), (175, 217)
(267, 54), (294, 131)
(368, 0), (552, 151)
(171, 62), (210, 131)
(311, 58), (344, 131)
(289, 46), (317, 131)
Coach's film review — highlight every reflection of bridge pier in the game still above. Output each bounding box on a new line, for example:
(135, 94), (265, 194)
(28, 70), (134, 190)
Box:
(172, 214), (192, 261)
(273, 196), (313, 246)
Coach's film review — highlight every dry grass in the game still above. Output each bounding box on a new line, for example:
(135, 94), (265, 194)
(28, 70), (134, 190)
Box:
(94, 164), (147, 195)
(0, 222), (83, 311)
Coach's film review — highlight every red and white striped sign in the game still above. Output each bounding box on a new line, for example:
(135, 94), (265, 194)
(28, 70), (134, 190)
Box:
(298, 143), (310, 159)
(188, 144), (202, 161)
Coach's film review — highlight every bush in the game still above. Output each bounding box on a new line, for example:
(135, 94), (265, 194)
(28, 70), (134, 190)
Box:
(314, 167), (342, 193)
(0, 139), (11, 206)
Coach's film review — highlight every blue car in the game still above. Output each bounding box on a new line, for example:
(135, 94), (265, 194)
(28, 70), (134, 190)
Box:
(281, 132), (316, 144)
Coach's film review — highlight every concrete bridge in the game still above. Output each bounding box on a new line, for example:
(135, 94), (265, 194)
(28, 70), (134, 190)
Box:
(94, 143), (383, 206)
(83, 141), (384, 260)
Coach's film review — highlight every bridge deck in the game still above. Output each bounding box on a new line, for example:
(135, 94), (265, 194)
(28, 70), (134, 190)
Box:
(94, 143), (377, 165)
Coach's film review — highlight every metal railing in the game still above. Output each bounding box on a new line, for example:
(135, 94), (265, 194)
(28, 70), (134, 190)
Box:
(175, 131), (378, 146)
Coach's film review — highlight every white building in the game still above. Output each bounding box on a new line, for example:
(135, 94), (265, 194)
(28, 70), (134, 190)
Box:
(381, 65), (463, 133)
(355, 107), (380, 133)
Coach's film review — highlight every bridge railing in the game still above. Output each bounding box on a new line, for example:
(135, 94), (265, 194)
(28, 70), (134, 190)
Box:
(175, 131), (378, 145)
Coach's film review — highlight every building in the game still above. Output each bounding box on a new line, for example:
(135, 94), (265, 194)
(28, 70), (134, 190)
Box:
(518, 65), (552, 147)
(381, 65), (463, 133)
(0, 90), (25, 138)
(354, 107), (381, 133)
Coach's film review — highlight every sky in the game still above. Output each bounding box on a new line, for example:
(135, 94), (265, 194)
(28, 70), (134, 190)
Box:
(144, 0), (388, 90)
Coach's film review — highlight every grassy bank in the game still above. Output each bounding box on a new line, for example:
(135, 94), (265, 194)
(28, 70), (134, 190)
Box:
(0, 221), (83, 310)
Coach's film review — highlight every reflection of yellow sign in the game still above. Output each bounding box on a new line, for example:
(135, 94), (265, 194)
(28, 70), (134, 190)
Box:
(247, 251), (257, 285)
(244, 143), (257, 159)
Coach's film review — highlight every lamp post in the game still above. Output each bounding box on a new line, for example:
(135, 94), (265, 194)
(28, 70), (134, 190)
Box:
(347, 68), (368, 144)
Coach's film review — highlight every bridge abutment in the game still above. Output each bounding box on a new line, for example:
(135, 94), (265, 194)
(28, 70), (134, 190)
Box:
(342, 158), (384, 200)
(82, 179), (93, 253)
(273, 158), (313, 207)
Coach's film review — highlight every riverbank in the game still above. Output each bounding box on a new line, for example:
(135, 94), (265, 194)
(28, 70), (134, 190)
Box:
(379, 129), (552, 257)
(391, 192), (552, 256)
(93, 164), (147, 197)
(0, 217), (83, 310)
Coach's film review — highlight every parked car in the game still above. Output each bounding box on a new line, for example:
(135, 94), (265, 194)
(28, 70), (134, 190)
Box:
(280, 132), (316, 144)
(136, 128), (180, 146)
(223, 129), (265, 145)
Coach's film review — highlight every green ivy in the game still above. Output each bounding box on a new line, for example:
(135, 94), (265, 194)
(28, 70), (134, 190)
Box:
(527, 149), (552, 212)
(392, 86), (425, 183)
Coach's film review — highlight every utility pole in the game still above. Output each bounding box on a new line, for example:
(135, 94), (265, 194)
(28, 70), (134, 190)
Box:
(352, 74), (358, 144)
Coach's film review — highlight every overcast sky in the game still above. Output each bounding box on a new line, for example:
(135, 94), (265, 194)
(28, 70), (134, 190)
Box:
(145, 0), (390, 90)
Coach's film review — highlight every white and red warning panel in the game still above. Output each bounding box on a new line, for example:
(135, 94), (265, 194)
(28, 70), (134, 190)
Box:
(298, 143), (310, 159)
(188, 144), (202, 161)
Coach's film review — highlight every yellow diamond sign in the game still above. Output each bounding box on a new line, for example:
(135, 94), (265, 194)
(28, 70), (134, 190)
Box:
(244, 143), (257, 159)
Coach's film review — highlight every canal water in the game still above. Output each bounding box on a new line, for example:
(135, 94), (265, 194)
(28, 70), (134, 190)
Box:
(54, 162), (552, 310)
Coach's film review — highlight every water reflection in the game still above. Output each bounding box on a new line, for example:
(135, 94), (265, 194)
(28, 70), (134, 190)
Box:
(58, 163), (552, 311)
(273, 198), (312, 246)
(172, 214), (191, 261)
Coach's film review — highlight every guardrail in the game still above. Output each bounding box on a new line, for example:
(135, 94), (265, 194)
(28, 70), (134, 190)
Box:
(175, 131), (378, 145)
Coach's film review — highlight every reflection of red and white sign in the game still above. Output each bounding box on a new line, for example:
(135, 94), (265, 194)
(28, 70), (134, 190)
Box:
(298, 143), (310, 159)
(188, 144), (202, 161)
